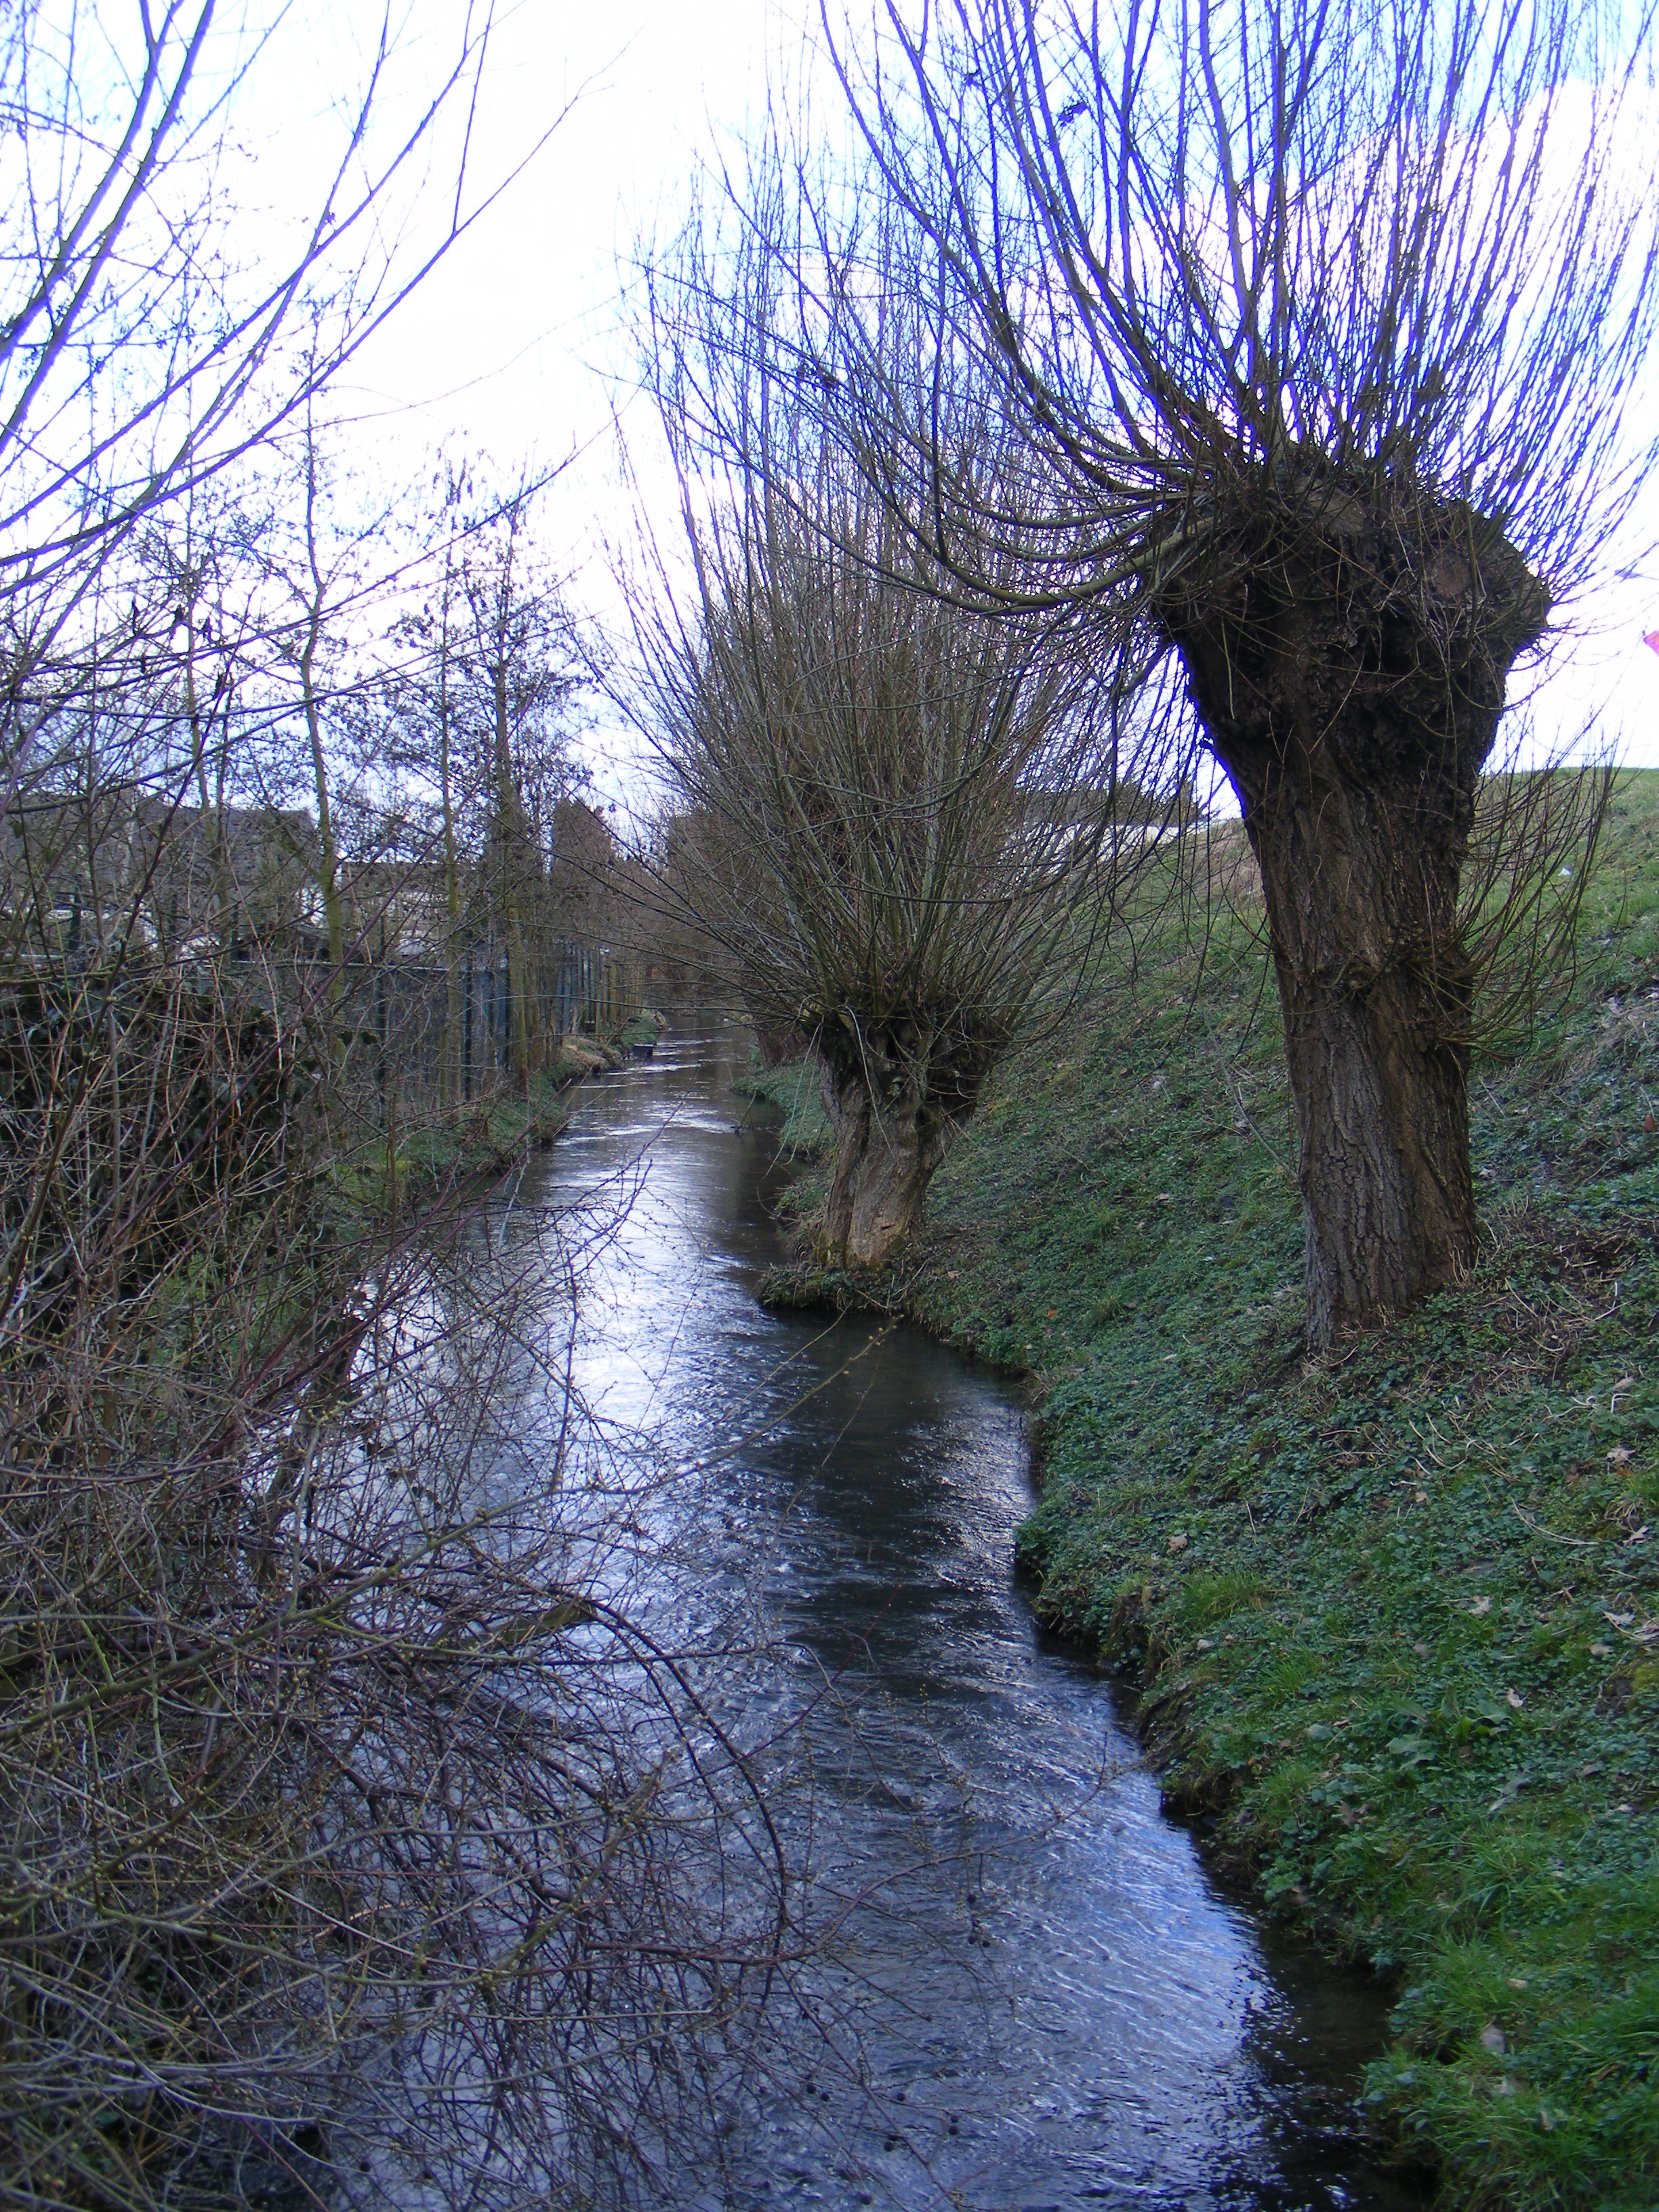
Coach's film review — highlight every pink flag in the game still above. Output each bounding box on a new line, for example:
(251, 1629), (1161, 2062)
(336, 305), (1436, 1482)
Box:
(1646, 630), (1659, 655)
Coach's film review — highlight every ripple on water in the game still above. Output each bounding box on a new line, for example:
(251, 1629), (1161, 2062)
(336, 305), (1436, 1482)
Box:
(514, 1021), (1426, 2212)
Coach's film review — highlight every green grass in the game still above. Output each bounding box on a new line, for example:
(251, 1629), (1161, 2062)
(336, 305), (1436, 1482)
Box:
(808, 775), (1659, 2209)
(733, 1052), (834, 1160)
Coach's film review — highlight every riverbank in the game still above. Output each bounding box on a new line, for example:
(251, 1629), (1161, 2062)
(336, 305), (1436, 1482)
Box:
(330, 1036), (629, 1208)
(733, 1052), (834, 1159)
(750, 777), (1659, 2211)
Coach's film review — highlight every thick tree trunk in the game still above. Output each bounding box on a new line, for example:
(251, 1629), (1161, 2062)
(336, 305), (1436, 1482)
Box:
(814, 1013), (996, 1269)
(1158, 469), (1547, 1345)
(819, 1065), (935, 1267)
(1225, 750), (1483, 1345)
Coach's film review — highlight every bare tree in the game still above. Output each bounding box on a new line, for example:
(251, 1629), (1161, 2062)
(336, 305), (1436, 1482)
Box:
(0, 0), (565, 805)
(414, 469), (472, 1108)
(627, 394), (1146, 1264)
(0, 14), (830, 2203)
(809, 0), (1654, 1341)
(455, 478), (586, 1088)
(0, 466), (817, 2212)
(280, 406), (359, 1091)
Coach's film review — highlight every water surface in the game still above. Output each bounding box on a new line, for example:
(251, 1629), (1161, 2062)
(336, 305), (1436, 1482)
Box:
(534, 1019), (1422, 2212)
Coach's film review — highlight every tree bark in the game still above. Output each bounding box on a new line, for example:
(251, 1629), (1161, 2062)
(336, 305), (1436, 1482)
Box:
(436, 552), (463, 1111)
(814, 1013), (996, 1268)
(1158, 467), (1547, 1345)
(819, 1063), (934, 1267)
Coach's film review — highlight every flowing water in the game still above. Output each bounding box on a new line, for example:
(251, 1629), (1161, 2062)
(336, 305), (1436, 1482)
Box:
(529, 1017), (1426, 2212)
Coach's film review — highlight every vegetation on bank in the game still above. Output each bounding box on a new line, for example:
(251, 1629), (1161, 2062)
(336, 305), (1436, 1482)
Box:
(620, 1010), (663, 1050)
(749, 775), (1659, 2211)
(0, 968), (667, 2207)
(333, 1037), (625, 1200)
(735, 1054), (834, 1161)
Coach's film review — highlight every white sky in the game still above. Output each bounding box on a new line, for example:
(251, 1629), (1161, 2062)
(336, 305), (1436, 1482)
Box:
(273, 0), (1659, 802)
(298, 0), (787, 808)
(331, 2), (779, 478)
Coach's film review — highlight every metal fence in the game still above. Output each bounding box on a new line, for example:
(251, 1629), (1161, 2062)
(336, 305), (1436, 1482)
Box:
(229, 939), (647, 1120)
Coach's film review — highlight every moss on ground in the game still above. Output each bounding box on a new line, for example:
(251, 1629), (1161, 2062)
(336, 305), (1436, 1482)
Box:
(779, 775), (1659, 2210)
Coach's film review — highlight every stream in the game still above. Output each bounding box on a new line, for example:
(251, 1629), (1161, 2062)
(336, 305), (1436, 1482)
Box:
(527, 1016), (1426, 2212)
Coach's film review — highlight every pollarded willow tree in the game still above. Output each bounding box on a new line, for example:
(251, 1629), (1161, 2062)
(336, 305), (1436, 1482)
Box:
(629, 191), (1197, 1267)
(630, 455), (1147, 1265)
(819, 0), (1658, 1343)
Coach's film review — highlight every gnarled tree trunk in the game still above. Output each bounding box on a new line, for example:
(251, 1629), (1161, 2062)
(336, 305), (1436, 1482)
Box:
(1161, 473), (1548, 1345)
(815, 1012), (998, 1269)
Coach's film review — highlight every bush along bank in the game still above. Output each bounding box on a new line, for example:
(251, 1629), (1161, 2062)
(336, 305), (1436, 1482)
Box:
(785, 783), (1659, 2211)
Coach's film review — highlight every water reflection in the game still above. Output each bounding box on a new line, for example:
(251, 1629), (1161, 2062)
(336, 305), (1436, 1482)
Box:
(525, 1019), (1422, 2212)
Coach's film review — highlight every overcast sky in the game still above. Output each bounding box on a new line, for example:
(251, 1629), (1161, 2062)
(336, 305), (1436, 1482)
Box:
(276, 0), (781, 804)
(294, 0), (1659, 801)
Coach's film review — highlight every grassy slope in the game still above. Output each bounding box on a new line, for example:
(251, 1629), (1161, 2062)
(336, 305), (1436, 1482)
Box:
(798, 778), (1659, 2209)
(735, 1054), (834, 1160)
